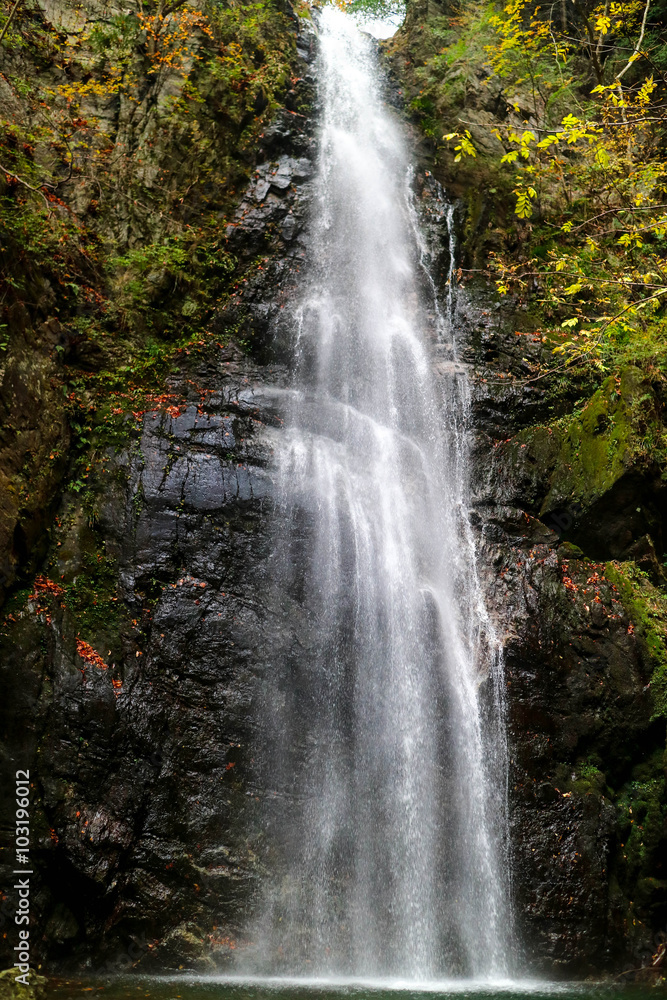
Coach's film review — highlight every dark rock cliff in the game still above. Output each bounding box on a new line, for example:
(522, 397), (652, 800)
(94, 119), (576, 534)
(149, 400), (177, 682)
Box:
(0, 0), (318, 972)
(463, 300), (667, 977)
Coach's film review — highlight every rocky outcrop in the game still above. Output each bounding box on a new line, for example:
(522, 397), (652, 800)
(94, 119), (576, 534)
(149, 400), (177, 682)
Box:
(0, 0), (312, 604)
(0, 314), (71, 603)
(0, 353), (281, 970)
(0, 0), (318, 974)
(455, 293), (667, 977)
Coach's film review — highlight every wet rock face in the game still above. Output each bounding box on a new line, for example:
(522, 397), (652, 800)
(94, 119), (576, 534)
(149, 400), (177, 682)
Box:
(484, 524), (652, 973)
(458, 293), (667, 976)
(221, 146), (317, 363)
(0, 307), (71, 605)
(0, 29), (318, 971)
(0, 351), (289, 971)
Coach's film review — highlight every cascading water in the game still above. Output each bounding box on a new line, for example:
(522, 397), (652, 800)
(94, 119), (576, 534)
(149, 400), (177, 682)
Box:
(246, 7), (512, 981)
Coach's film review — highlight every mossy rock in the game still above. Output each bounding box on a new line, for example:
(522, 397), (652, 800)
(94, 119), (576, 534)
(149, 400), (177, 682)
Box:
(501, 368), (660, 517)
(605, 561), (667, 719)
(146, 924), (216, 971)
(498, 367), (667, 565)
(0, 969), (46, 1000)
(543, 368), (660, 513)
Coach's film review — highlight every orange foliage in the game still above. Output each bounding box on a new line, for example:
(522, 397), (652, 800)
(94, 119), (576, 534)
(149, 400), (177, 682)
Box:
(75, 638), (108, 670)
(32, 575), (65, 599)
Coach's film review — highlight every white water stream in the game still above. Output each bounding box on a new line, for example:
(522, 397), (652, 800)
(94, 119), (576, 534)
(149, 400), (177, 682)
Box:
(247, 7), (512, 980)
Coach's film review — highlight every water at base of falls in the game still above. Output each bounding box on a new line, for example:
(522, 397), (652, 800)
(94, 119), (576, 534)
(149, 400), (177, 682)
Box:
(243, 6), (512, 981)
(51, 976), (648, 999)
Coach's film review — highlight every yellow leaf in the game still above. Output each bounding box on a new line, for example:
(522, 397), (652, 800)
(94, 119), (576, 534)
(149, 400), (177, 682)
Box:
(595, 147), (610, 168)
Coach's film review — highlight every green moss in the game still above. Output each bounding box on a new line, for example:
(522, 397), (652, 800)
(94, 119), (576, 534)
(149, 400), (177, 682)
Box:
(510, 367), (667, 515)
(0, 967), (46, 1000)
(605, 561), (667, 720)
(0, 0), (306, 557)
(615, 763), (667, 895)
(559, 540), (584, 558)
(571, 775), (606, 797)
(63, 550), (125, 657)
(0, 586), (34, 628)
(542, 371), (636, 507)
(1, 524), (128, 662)
(109, 232), (237, 340)
(578, 761), (604, 780)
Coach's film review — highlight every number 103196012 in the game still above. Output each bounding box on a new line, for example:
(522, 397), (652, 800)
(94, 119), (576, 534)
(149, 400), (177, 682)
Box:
(14, 770), (32, 986)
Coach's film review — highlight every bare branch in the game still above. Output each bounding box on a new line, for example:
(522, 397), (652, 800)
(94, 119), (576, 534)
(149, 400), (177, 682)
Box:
(0, 0), (21, 44)
(617, 0), (651, 83)
(0, 163), (52, 212)
(594, 0), (610, 65)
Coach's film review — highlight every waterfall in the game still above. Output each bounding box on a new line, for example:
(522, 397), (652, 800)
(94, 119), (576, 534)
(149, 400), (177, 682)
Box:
(246, 7), (512, 981)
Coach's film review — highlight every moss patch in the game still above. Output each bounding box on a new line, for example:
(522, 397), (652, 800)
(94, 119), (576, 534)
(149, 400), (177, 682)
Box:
(542, 369), (662, 511)
(500, 366), (667, 521)
(604, 561), (667, 721)
(612, 753), (667, 948)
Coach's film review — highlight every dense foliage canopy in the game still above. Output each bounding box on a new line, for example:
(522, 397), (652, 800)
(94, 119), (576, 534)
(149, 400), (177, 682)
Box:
(441, 0), (667, 372)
